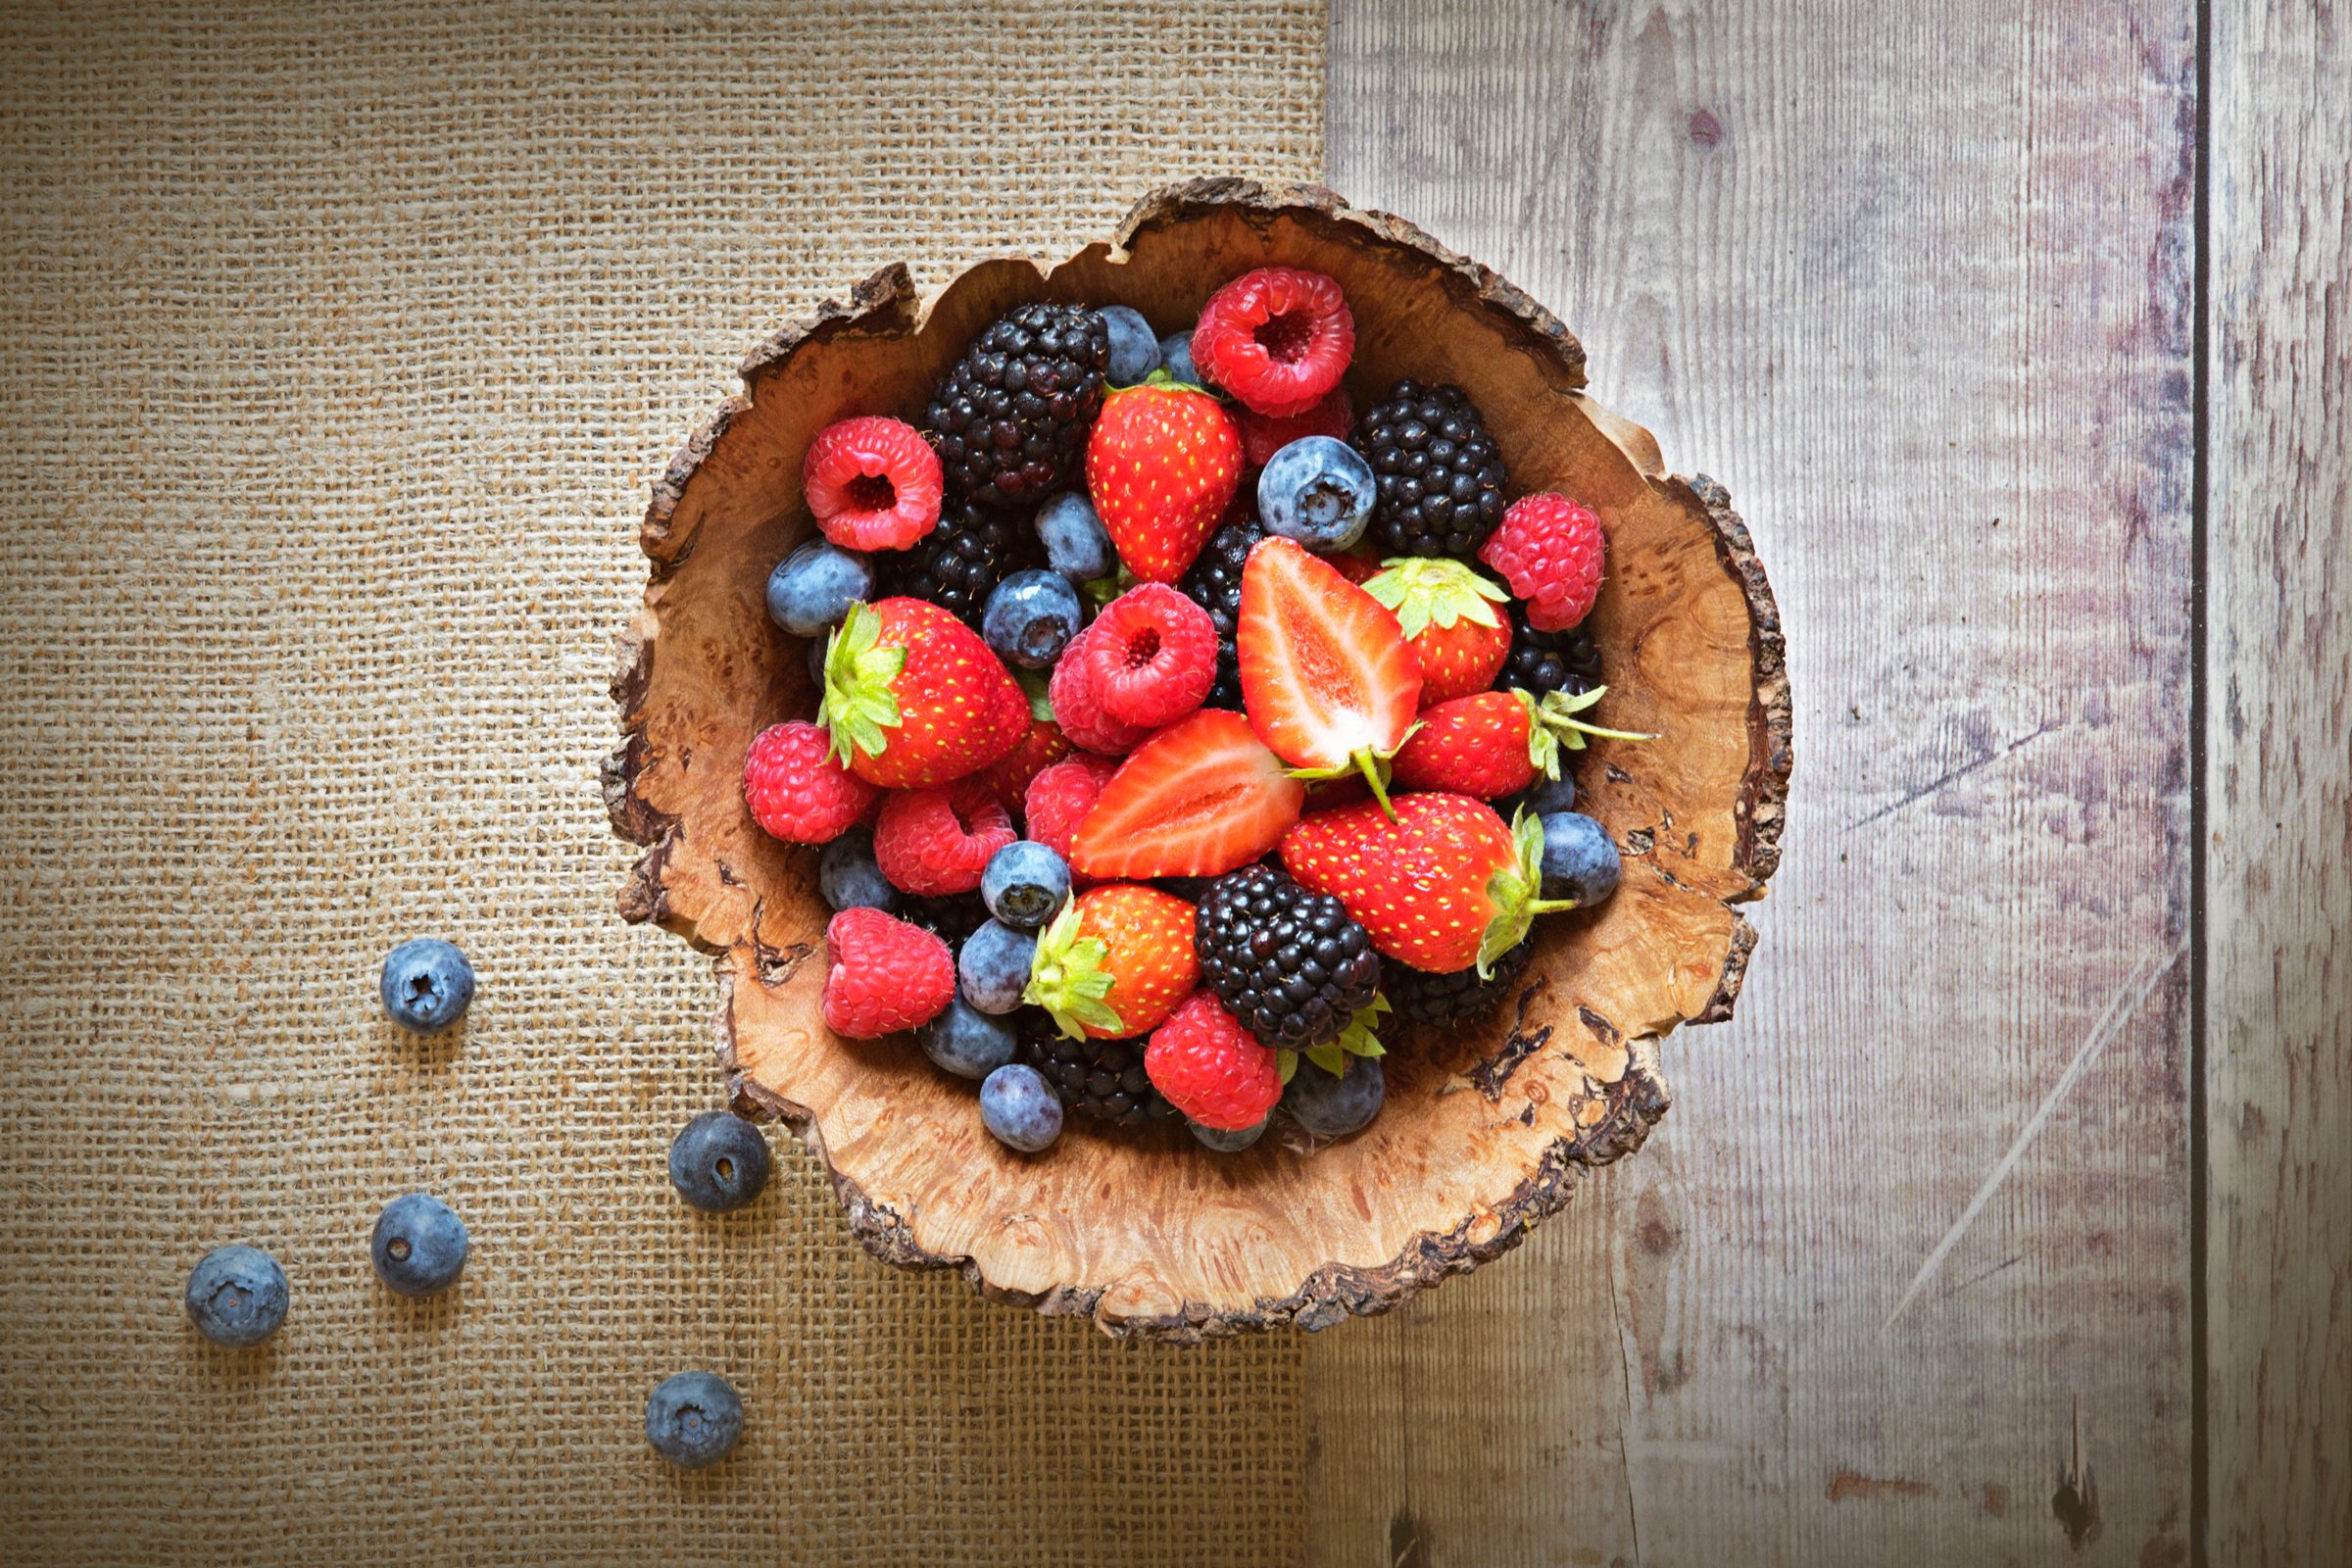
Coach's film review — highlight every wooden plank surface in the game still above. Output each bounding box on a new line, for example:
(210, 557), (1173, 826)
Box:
(2207, 3), (2352, 1562)
(1315, 4), (2199, 1563)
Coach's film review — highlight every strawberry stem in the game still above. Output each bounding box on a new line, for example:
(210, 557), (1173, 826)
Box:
(1352, 748), (1397, 819)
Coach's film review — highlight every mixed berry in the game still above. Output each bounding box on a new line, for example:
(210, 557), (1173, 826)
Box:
(747, 267), (1650, 1155)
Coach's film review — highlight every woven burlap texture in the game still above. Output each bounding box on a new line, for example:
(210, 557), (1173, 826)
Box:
(0, 3), (1322, 1562)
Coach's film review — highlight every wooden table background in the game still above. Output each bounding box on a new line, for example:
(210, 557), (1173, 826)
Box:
(1304, 3), (2346, 1564)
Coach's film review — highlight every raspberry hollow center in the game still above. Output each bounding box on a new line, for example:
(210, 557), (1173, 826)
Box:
(845, 472), (898, 513)
(1253, 310), (1314, 363)
(1123, 628), (1162, 667)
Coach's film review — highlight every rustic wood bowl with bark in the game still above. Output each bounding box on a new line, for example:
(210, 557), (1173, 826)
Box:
(605, 178), (1790, 1341)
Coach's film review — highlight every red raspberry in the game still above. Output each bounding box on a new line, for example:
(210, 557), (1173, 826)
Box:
(1479, 493), (1606, 631)
(1048, 616), (1152, 755)
(821, 906), (954, 1038)
(1191, 268), (1354, 418)
(1145, 990), (1282, 1130)
(1023, 754), (1121, 866)
(1076, 583), (1216, 728)
(871, 778), (1015, 896)
(741, 719), (879, 844)
(1236, 385), (1353, 470)
(970, 712), (1070, 818)
(803, 416), (944, 552)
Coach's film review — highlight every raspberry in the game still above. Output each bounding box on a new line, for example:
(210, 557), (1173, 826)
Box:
(1191, 268), (1355, 418)
(1479, 493), (1605, 631)
(1076, 583), (1216, 728)
(742, 719), (879, 844)
(803, 415), (945, 552)
(872, 779), (1016, 897)
(820, 906), (954, 1037)
(1236, 385), (1353, 470)
(1144, 990), (1283, 1131)
(1022, 754), (1121, 865)
(1047, 616), (1152, 755)
(970, 712), (1070, 817)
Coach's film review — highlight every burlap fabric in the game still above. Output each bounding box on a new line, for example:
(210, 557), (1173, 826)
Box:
(0, 4), (1322, 1561)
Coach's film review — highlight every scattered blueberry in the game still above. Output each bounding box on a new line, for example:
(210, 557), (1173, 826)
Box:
(369, 1192), (469, 1297)
(1100, 305), (1162, 384)
(1189, 1117), (1266, 1152)
(1035, 492), (1117, 583)
(1282, 1055), (1386, 1138)
(1522, 772), (1577, 815)
(764, 539), (872, 637)
(1537, 810), (1622, 906)
(184, 1244), (288, 1348)
(380, 939), (474, 1034)
(981, 840), (1070, 930)
(1160, 330), (1204, 388)
(979, 1062), (1063, 1152)
(807, 633), (830, 688)
(645, 1371), (744, 1469)
(819, 827), (900, 914)
(981, 568), (1084, 668)
(957, 918), (1038, 1014)
(1258, 435), (1377, 551)
(666, 1110), (772, 1213)
(918, 999), (1020, 1080)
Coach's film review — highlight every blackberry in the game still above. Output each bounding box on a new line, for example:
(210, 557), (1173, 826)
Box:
(1503, 613), (1602, 700)
(1020, 1014), (1172, 1128)
(1351, 379), (1508, 560)
(1383, 937), (1537, 1029)
(1194, 866), (1382, 1053)
(904, 893), (989, 947)
(1177, 509), (1264, 710)
(921, 303), (1110, 507)
(880, 496), (1038, 626)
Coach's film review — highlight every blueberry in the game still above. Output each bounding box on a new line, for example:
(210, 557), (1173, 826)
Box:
(379, 939), (473, 1034)
(918, 998), (1020, 1080)
(1282, 1055), (1385, 1138)
(807, 634), (830, 689)
(645, 1371), (744, 1469)
(1035, 491), (1117, 583)
(1537, 810), (1621, 906)
(1258, 436), (1377, 551)
(369, 1192), (469, 1297)
(958, 918), (1038, 1014)
(184, 1244), (288, 1348)
(666, 1110), (772, 1213)
(1096, 305), (1161, 384)
(981, 840), (1070, 930)
(982, 567), (1084, 668)
(1522, 773), (1577, 815)
(1160, 330), (1205, 388)
(764, 539), (872, 637)
(819, 827), (900, 913)
(1189, 1117), (1266, 1152)
(979, 1062), (1063, 1152)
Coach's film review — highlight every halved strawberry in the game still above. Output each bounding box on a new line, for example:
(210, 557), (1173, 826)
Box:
(1237, 536), (1422, 808)
(1069, 709), (1305, 879)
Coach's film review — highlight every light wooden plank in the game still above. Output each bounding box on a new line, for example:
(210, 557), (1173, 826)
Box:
(2207, 2), (2352, 1561)
(1315, 4), (2198, 1564)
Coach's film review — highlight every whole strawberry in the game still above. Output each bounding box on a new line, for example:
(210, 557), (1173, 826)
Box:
(818, 598), (1030, 789)
(1145, 991), (1282, 1131)
(821, 906), (955, 1038)
(1391, 686), (1653, 799)
(1479, 492), (1606, 631)
(1281, 794), (1571, 975)
(741, 719), (879, 844)
(1085, 375), (1243, 583)
(1023, 882), (1199, 1039)
(1362, 557), (1513, 705)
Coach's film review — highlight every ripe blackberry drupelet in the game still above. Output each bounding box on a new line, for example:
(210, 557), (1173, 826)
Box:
(880, 497), (1038, 626)
(1021, 1013), (1173, 1128)
(921, 303), (1110, 507)
(1176, 510), (1265, 710)
(1351, 379), (1508, 559)
(1383, 936), (1537, 1028)
(1503, 613), (1603, 700)
(1194, 865), (1382, 1052)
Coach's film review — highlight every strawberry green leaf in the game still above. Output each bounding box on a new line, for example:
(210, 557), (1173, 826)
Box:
(814, 602), (906, 765)
(1276, 1049), (1299, 1086)
(1478, 808), (1576, 977)
(1531, 685), (1658, 754)
(1022, 901), (1125, 1039)
(1304, 1041), (1347, 1076)
(1016, 667), (1054, 723)
(1364, 557), (1509, 638)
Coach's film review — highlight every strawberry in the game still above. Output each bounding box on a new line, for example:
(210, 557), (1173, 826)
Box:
(1023, 882), (1199, 1040)
(817, 598), (1029, 789)
(1237, 536), (1422, 808)
(1144, 991), (1282, 1131)
(1084, 376), (1243, 583)
(1391, 687), (1654, 799)
(1321, 545), (1384, 586)
(1362, 557), (1513, 705)
(1280, 793), (1572, 975)
(1069, 709), (1305, 880)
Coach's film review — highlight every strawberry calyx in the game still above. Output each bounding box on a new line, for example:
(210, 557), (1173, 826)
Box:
(1479, 808), (1578, 977)
(1281, 994), (1391, 1083)
(1362, 557), (1508, 638)
(1022, 900), (1124, 1039)
(815, 601), (909, 766)
(1016, 667), (1054, 722)
(1515, 686), (1657, 780)
(1285, 729), (1418, 818)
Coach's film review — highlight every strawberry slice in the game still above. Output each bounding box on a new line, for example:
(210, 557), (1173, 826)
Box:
(1069, 709), (1305, 879)
(1237, 536), (1423, 809)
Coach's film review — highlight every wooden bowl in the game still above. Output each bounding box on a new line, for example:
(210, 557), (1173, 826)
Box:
(605, 179), (1789, 1340)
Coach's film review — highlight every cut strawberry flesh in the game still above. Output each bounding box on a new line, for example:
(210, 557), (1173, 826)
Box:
(1237, 536), (1422, 786)
(1068, 710), (1305, 879)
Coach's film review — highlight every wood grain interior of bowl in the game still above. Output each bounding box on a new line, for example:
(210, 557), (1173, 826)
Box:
(605, 178), (1790, 1340)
